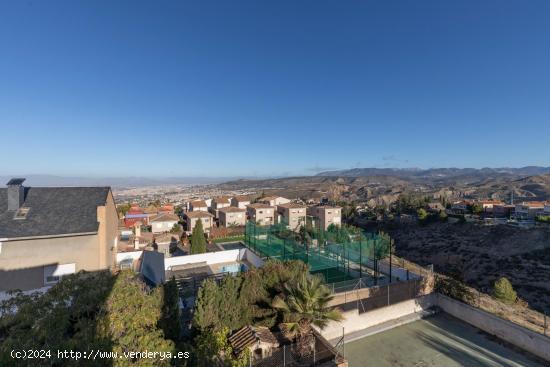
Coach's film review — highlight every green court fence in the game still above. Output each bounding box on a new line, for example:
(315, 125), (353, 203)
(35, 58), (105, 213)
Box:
(244, 220), (393, 284)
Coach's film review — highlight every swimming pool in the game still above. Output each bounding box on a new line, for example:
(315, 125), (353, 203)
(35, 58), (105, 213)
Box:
(220, 263), (248, 274)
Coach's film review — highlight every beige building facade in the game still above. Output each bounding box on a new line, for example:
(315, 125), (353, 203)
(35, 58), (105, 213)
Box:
(0, 181), (118, 292)
(218, 207), (246, 227)
(258, 196), (290, 207)
(307, 206), (342, 230)
(246, 203), (275, 226)
(277, 203), (306, 230)
(185, 211), (214, 232)
(189, 200), (208, 212)
(231, 195), (251, 209)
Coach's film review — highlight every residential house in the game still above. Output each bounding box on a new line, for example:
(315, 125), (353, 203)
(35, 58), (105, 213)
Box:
(184, 211), (214, 232)
(158, 204), (175, 214)
(246, 203), (275, 226)
(218, 207), (246, 227)
(258, 196), (290, 207)
(544, 203), (550, 215)
(189, 200), (208, 212)
(450, 201), (470, 214)
(514, 201), (545, 219)
(0, 178), (118, 292)
(427, 202), (445, 212)
(307, 206), (342, 230)
(150, 213), (180, 234)
(210, 196), (231, 218)
(493, 204), (515, 218)
(277, 203), (306, 230)
(124, 204), (149, 228)
(231, 195), (251, 209)
(228, 325), (279, 361)
(478, 200), (504, 212)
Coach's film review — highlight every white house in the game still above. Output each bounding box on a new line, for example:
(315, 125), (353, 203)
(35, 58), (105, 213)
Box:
(150, 213), (180, 234)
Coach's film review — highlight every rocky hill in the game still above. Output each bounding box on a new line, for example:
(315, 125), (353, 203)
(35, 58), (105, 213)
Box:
(219, 171), (550, 204)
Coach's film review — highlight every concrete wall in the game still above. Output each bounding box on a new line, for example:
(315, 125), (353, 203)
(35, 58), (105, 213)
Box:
(318, 295), (435, 341)
(116, 251), (143, 264)
(164, 248), (264, 271)
(152, 220), (178, 233)
(97, 190), (119, 269)
(164, 249), (241, 270)
(436, 294), (550, 363)
(240, 248), (264, 267)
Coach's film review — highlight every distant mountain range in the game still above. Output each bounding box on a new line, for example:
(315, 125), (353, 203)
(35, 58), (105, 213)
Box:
(0, 175), (243, 187)
(316, 166), (550, 180)
(220, 167), (550, 204)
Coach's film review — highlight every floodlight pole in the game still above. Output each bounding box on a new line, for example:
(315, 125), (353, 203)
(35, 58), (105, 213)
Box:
(389, 236), (393, 283)
(359, 237), (362, 279)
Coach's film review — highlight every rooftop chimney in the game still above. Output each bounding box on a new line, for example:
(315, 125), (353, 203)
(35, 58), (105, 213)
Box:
(7, 178), (26, 211)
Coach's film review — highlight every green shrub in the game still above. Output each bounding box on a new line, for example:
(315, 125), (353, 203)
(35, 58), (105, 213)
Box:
(493, 277), (517, 304)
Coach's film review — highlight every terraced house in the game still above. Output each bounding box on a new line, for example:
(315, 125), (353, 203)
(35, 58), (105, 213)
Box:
(276, 203), (306, 230)
(0, 178), (118, 292)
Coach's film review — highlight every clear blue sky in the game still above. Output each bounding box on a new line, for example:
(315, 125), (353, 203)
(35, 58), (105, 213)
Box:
(1, 0), (549, 177)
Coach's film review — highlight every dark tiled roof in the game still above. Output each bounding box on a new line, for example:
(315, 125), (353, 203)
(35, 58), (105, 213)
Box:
(219, 206), (246, 213)
(277, 203), (306, 209)
(0, 187), (110, 239)
(184, 211), (214, 218)
(150, 213), (180, 222)
(246, 203), (274, 209)
(228, 326), (278, 355)
(190, 200), (207, 207)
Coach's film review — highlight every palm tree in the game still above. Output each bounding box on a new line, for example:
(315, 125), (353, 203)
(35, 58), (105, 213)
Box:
(272, 274), (343, 356)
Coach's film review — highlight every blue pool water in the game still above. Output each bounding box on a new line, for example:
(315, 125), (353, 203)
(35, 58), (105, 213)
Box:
(221, 263), (248, 274)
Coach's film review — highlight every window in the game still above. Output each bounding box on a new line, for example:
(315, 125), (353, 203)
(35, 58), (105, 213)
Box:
(44, 263), (76, 285)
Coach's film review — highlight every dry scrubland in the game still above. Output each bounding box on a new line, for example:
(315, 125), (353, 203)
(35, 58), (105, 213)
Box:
(389, 222), (550, 313)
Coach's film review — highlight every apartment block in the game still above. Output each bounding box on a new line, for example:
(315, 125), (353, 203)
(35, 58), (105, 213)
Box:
(307, 206), (342, 230)
(246, 203), (275, 226)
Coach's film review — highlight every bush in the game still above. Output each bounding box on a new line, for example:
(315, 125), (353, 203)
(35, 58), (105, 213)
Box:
(417, 208), (428, 221)
(0, 270), (176, 366)
(493, 277), (517, 304)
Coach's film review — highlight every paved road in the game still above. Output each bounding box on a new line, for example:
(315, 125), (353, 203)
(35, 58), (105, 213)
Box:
(344, 313), (546, 367)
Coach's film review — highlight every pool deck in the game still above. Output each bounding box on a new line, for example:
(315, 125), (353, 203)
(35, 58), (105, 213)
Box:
(343, 312), (546, 367)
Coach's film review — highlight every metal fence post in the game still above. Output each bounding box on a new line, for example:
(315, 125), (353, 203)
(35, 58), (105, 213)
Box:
(313, 341), (316, 366)
(283, 344), (286, 367)
(545, 311), (547, 337)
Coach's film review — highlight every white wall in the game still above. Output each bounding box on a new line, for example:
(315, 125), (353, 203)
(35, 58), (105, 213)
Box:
(164, 249), (241, 270)
(240, 248), (264, 267)
(152, 220), (178, 234)
(317, 295), (434, 341)
(116, 251), (143, 264)
(436, 294), (550, 363)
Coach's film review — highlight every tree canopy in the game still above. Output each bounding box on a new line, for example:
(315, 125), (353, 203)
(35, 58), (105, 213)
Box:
(0, 270), (180, 366)
(190, 219), (207, 254)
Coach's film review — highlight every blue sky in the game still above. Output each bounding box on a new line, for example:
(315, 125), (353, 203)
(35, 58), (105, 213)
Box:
(0, 0), (549, 177)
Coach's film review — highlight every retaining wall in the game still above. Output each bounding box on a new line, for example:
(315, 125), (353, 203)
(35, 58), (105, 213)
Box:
(436, 294), (550, 363)
(318, 295), (434, 341)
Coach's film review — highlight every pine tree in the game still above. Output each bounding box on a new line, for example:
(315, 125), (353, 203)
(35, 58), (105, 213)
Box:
(190, 219), (207, 254)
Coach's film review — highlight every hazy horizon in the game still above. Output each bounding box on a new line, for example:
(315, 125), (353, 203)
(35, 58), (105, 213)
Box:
(2, 165), (550, 187)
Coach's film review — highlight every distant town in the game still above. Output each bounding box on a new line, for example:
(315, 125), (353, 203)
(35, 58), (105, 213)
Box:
(1, 175), (549, 366)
